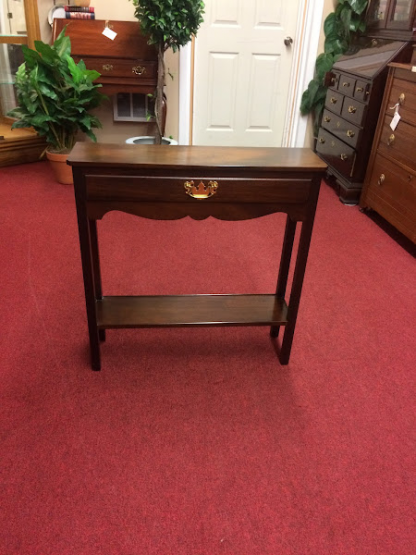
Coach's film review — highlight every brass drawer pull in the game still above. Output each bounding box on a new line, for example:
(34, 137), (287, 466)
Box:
(132, 65), (146, 75)
(340, 153), (348, 161)
(387, 134), (395, 146)
(356, 86), (364, 93)
(330, 97), (338, 104)
(346, 130), (355, 138)
(377, 174), (385, 186)
(184, 180), (218, 199)
(319, 137), (325, 143)
(399, 93), (405, 105)
(102, 64), (113, 71)
(348, 106), (357, 114)
(342, 82), (350, 87)
(324, 116), (331, 123)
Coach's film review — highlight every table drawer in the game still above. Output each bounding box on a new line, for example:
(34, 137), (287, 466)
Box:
(75, 57), (157, 80)
(378, 115), (415, 168)
(341, 98), (366, 126)
(86, 175), (312, 204)
(325, 89), (344, 115)
(321, 109), (361, 148)
(316, 128), (356, 178)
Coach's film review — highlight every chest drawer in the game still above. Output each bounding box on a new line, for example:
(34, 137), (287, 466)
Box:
(365, 153), (416, 225)
(325, 89), (344, 115)
(341, 98), (367, 126)
(316, 128), (356, 178)
(85, 175), (312, 204)
(378, 115), (416, 168)
(338, 74), (356, 97)
(354, 80), (370, 102)
(386, 78), (416, 127)
(76, 57), (157, 80)
(321, 109), (361, 148)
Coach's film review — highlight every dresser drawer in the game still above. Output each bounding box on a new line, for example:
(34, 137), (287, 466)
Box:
(386, 78), (416, 127)
(354, 80), (370, 102)
(341, 98), (366, 126)
(378, 115), (415, 168)
(338, 74), (356, 97)
(85, 175), (312, 204)
(364, 154), (416, 230)
(325, 89), (344, 115)
(321, 109), (361, 148)
(78, 57), (157, 80)
(316, 128), (356, 178)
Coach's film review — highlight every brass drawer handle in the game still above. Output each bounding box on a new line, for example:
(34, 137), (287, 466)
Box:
(356, 86), (364, 93)
(346, 130), (355, 138)
(340, 153), (348, 161)
(324, 116), (331, 123)
(330, 97), (338, 104)
(102, 64), (113, 71)
(184, 180), (218, 199)
(348, 106), (357, 114)
(387, 134), (395, 146)
(132, 65), (146, 75)
(342, 82), (350, 87)
(319, 137), (325, 143)
(399, 93), (405, 105)
(378, 174), (385, 186)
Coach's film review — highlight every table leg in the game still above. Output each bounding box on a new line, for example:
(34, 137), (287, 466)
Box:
(270, 216), (297, 339)
(279, 181), (320, 365)
(74, 190), (101, 370)
(89, 220), (105, 343)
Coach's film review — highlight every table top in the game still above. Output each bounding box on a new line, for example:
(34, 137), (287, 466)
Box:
(68, 143), (327, 174)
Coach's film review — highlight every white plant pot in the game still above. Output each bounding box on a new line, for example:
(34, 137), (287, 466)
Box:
(125, 136), (178, 146)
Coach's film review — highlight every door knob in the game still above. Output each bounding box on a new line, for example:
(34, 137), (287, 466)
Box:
(284, 37), (293, 46)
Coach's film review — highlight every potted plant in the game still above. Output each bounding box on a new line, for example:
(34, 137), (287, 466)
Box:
(130, 0), (205, 145)
(7, 28), (106, 183)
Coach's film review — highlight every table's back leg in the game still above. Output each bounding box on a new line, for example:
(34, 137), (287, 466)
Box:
(89, 220), (105, 343)
(270, 216), (297, 339)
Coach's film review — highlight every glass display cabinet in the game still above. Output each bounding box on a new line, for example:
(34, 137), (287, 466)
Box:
(366, 0), (416, 38)
(0, 0), (45, 167)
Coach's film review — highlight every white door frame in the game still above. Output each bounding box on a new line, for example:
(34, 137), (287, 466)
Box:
(178, 0), (324, 148)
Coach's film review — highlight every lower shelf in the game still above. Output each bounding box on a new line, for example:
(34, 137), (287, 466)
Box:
(96, 294), (288, 329)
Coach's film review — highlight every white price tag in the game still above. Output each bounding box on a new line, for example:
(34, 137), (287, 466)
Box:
(102, 27), (117, 40)
(390, 111), (401, 131)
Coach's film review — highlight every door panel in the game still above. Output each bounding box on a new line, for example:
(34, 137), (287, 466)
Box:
(193, 0), (300, 147)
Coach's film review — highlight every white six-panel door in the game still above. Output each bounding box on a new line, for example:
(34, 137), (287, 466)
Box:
(192, 0), (301, 147)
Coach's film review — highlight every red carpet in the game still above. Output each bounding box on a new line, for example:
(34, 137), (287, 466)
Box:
(1, 160), (415, 554)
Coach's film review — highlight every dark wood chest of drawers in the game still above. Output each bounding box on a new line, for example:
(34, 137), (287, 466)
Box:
(316, 38), (412, 204)
(360, 63), (416, 243)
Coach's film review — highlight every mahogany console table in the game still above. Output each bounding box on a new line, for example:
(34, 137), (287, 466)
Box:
(68, 143), (327, 370)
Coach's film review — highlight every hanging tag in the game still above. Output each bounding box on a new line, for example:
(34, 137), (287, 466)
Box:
(390, 111), (401, 131)
(103, 22), (117, 40)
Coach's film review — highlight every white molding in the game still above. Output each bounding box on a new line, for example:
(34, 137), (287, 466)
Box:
(178, 42), (192, 145)
(283, 0), (325, 147)
(179, 0), (324, 147)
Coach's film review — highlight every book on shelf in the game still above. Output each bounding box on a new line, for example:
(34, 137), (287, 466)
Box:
(64, 6), (95, 13)
(65, 12), (95, 19)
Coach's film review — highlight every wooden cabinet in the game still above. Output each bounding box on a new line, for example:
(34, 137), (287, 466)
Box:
(360, 63), (416, 243)
(367, 0), (416, 40)
(316, 37), (412, 204)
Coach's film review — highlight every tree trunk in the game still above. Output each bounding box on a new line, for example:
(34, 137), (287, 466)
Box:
(154, 44), (165, 145)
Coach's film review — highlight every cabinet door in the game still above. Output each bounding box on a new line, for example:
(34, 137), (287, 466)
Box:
(387, 0), (416, 30)
(367, 0), (390, 30)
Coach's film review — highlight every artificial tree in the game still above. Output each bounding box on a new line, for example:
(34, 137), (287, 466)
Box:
(131, 0), (205, 144)
(300, 0), (368, 136)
